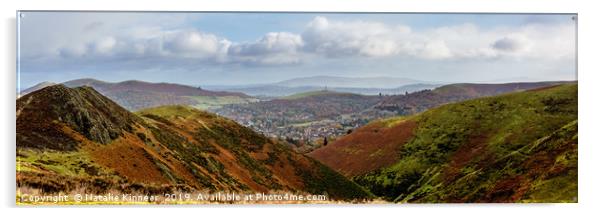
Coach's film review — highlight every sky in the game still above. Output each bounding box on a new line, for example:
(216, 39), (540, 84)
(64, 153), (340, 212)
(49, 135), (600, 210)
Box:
(17, 12), (577, 89)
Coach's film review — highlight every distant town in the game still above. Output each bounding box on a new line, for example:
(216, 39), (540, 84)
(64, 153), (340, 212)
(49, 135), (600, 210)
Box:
(213, 91), (397, 151)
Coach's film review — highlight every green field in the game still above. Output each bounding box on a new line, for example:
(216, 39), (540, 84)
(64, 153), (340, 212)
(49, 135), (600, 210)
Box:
(281, 90), (343, 100)
(186, 96), (258, 110)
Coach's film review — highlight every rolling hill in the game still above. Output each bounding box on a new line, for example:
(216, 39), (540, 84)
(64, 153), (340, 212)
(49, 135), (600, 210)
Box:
(19, 81), (57, 96)
(281, 90), (350, 100)
(20, 79), (256, 111)
(204, 76), (438, 97)
(273, 76), (424, 88)
(208, 84), (440, 97)
(375, 81), (573, 115)
(16, 85), (371, 201)
(216, 81), (571, 152)
(309, 83), (577, 202)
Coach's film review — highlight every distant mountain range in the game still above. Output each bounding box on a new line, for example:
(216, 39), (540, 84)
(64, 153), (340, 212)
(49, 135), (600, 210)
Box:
(20, 79), (254, 111)
(205, 76), (439, 97)
(273, 76), (425, 88)
(16, 85), (370, 200)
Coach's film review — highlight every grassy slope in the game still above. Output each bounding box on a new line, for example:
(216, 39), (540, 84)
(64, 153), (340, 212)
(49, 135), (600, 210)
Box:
(137, 105), (371, 200)
(375, 81), (573, 116)
(351, 84), (577, 202)
(282, 90), (346, 100)
(308, 116), (416, 177)
(59, 79), (253, 111)
(18, 104), (371, 200)
(17, 149), (112, 177)
(186, 95), (258, 110)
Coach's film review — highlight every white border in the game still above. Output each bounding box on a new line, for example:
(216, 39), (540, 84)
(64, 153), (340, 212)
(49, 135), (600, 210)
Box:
(2, 0), (601, 215)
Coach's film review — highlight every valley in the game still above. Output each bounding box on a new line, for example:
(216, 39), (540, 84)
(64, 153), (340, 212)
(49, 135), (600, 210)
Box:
(309, 83), (577, 202)
(213, 90), (394, 152)
(212, 81), (571, 152)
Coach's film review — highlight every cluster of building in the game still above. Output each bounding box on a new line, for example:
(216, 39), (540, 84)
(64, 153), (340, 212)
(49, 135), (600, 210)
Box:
(214, 104), (397, 148)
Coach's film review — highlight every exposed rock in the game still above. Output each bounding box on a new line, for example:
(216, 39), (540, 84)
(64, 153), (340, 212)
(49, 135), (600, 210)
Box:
(16, 85), (140, 150)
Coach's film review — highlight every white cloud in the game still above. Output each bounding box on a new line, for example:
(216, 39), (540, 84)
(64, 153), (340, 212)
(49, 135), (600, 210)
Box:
(164, 30), (224, 57)
(53, 28), (304, 65)
(92, 37), (117, 55)
(420, 40), (453, 59)
(31, 14), (576, 67)
(55, 29), (230, 61)
(301, 16), (574, 62)
(302, 16), (408, 57)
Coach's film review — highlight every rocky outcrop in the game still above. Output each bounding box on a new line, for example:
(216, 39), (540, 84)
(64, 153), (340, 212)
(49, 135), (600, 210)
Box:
(17, 85), (140, 150)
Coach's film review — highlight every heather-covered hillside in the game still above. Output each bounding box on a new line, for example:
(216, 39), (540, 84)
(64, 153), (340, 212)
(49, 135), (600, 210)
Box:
(310, 84), (577, 202)
(16, 85), (371, 201)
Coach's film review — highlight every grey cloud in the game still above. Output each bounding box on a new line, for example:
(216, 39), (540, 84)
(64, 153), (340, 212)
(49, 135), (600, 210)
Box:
(491, 36), (531, 52)
(229, 32), (302, 56)
(228, 32), (303, 65)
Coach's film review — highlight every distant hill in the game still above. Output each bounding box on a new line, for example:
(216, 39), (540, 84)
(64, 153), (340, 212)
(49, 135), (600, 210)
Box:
(204, 76), (438, 97)
(16, 85), (371, 201)
(19, 81), (57, 96)
(309, 83), (577, 202)
(21, 79), (255, 111)
(215, 84), (439, 97)
(333, 83), (441, 96)
(63, 79), (248, 97)
(375, 81), (573, 115)
(218, 90), (384, 121)
(274, 76), (424, 88)
(282, 90), (347, 100)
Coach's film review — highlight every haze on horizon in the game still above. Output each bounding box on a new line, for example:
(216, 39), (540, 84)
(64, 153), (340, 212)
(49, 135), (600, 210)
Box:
(18, 12), (577, 89)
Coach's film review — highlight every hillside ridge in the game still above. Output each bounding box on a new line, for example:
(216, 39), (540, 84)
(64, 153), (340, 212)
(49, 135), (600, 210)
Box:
(16, 85), (371, 200)
(309, 83), (577, 202)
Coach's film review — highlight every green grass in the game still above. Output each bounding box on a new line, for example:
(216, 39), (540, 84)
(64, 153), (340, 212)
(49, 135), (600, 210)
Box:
(353, 84), (578, 202)
(295, 155), (374, 200)
(137, 105), (201, 118)
(281, 90), (342, 100)
(186, 96), (257, 110)
(17, 149), (110, 177)
(379, 116), (411, 128)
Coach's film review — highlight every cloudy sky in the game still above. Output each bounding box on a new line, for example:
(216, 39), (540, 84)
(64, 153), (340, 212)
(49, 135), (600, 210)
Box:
(18, 12), (577, 89)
